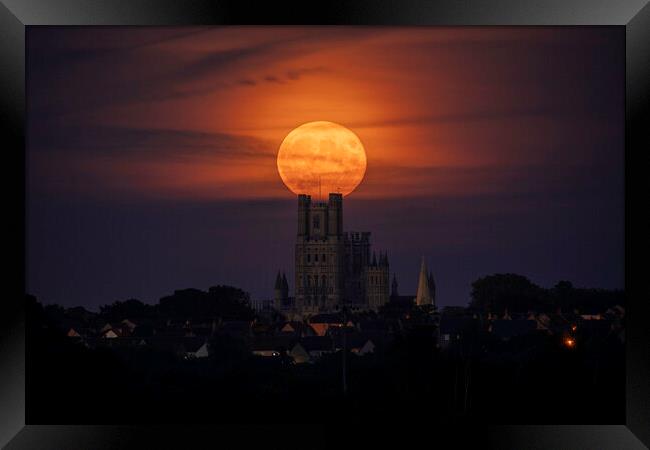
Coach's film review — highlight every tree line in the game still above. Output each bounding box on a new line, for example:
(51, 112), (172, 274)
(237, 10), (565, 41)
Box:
(469, 274), (624, 314)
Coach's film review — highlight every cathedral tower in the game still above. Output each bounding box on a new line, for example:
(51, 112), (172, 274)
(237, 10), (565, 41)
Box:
(295, 193), (345, 316)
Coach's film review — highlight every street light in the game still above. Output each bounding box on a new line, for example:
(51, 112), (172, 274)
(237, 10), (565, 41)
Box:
(564, 337), (576, 348)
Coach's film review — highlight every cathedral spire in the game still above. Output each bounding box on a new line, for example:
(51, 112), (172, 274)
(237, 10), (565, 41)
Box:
(372, 252), (377, 266)
(391, 274), (399, 298)
(415, 257), (433, 306)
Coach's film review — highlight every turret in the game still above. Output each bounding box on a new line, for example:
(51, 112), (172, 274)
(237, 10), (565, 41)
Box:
(327, 193), (343, 237)
(415, 257), (433, 306)
(391, 274), (399, 298)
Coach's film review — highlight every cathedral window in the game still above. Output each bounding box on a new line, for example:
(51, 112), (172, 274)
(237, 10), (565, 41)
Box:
(315, 254), (319, 262)
(307, 254), (311, 263)
(322, 254), (326, 262)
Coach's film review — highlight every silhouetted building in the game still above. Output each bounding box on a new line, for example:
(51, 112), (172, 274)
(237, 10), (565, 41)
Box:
(281, 193), (390, 318)
(273, 271), (290, 310)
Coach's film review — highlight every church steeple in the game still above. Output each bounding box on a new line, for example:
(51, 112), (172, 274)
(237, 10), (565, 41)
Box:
(415, 257), (433, 306)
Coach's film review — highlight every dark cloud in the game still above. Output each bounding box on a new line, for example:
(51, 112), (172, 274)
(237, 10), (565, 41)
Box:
(350, 106), (557, 129)
(28, 28), (381, 118)
(263, 75), (284, 84)
(29, 123), (275, 161)
(286, 66), (328, 80)
(237, 78), (257, 86)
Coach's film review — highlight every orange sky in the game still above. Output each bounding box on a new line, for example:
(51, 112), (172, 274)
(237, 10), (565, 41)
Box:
(28, 26), (623, 202)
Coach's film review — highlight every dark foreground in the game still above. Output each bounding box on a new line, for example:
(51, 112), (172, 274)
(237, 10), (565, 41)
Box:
(27, 298), (624, 425)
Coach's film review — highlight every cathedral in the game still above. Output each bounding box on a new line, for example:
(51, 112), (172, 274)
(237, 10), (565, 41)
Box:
(274, 193), (390, 318)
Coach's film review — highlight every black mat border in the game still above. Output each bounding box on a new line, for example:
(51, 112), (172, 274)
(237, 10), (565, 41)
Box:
(1, 1), (648, 448)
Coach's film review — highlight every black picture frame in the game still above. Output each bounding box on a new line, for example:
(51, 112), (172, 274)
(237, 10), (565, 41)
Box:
(2, 1), (648, 448)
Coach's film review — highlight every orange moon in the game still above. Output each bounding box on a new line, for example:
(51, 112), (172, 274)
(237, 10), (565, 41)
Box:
(276, 121), (367, 198)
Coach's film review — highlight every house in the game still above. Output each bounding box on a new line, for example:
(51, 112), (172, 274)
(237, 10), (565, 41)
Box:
(438, 315), (475, 349)
(250, 336), (293, 357)
(289, 336), (334, 364)
(121, 319), (137, 332)
(309, 323), (330, 336)
(580, 314), (603, 321)
(101, 328), (121, 339)
(98, 321), (136, 338)
(532, 312), (563, 333)
(66, 328), (82, 338)
(184, 338), (210, 359)
(333, 332), (377, 355)
(67, 326), (97, 340)
(354, 339), (375, 356)
(278, 321), (316, 338)
(607, 305), (625, 319)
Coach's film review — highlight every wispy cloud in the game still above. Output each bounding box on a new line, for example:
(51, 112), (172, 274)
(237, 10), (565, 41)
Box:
(29, 123), (276, 161)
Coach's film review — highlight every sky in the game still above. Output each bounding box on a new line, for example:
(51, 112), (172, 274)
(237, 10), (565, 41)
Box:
(26, 26), (624, 310)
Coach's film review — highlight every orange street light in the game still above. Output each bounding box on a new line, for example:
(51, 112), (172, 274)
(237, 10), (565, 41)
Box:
(564, 337), (576, 348)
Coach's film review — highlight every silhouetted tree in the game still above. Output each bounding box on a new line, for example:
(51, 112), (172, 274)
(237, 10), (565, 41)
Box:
(99, 298), (156, 321)
(470, 273), (548, 313)
(158, 285), (254, 320)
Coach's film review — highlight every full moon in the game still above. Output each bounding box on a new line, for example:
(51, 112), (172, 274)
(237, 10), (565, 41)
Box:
(277, 121), (367, 198)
